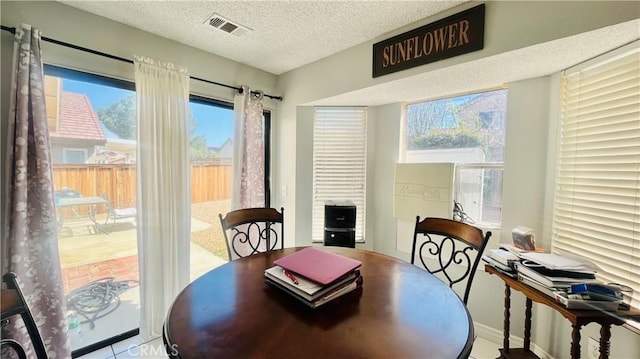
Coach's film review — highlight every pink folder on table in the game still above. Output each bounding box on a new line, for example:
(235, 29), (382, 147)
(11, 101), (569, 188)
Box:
(273, 247), (362, 285)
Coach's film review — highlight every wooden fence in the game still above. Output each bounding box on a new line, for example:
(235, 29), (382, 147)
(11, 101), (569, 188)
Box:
(53, 162), (232, 209)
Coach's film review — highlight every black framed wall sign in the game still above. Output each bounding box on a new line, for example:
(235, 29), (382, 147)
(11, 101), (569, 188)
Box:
(372, 4), (485, 78)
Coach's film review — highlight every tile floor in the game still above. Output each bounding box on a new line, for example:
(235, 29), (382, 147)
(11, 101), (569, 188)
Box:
(78, 334), (501, 358)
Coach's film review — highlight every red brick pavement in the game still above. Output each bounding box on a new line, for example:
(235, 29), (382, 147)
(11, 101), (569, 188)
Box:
(61, 255), (139, 294)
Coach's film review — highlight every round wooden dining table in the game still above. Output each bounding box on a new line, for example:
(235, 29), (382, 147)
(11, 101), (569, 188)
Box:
(163, 247), (474, 359)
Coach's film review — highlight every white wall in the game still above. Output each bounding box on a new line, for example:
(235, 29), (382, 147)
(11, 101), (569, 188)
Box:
(276, 2), (640, 358)
(0, 0), (279, 231)
(276, 0), (640, 246)
(0, 2), (277, 102)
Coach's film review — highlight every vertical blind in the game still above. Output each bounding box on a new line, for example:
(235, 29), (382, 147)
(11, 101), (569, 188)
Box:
(312, 107), (367, 242)
(553, 43), (640, 309)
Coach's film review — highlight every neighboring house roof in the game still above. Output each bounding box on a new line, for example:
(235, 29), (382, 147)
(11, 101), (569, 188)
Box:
(208, 138), (233, 154)
(51, 91), (106, 142)
(216, 138), (233, 159)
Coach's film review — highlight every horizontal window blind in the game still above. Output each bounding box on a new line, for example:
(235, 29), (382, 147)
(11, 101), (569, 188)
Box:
(553, 43), (640, 309)
(312, 107), (367, 243)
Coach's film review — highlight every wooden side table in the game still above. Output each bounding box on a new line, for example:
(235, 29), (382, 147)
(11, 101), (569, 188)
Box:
(485, 265), (640, 359)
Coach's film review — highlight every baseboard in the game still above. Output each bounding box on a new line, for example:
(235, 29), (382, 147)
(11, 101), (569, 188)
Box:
(473, 322), (554, 359)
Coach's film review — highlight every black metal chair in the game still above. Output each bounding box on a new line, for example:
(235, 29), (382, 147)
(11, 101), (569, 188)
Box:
(218, 207), (284, 260)
(411, 217), (491, 304)
(1, 272), (48, 359)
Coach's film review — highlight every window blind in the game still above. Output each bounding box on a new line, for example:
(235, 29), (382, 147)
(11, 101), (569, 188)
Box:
(553, 43), (640, 309)
(312, 107), (367, 243)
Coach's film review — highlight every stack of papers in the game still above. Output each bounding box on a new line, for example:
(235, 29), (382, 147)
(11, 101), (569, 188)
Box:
(265, 247), (363, 308)
(511, 250), (623, 310)
(518, 252), (598, 274)
(516, 263), (598, 289)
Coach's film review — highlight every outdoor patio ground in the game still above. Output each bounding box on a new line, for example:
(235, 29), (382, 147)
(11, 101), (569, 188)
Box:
(57, 200), (230, 351)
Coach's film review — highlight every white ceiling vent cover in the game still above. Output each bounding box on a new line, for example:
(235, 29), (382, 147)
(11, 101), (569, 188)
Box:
(204, 13), (252, 37)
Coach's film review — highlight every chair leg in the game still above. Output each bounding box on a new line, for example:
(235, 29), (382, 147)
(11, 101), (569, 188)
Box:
(1, 339), (28, 359)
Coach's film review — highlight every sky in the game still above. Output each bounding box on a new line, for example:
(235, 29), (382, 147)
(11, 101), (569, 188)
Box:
(62, 78), (234, 147)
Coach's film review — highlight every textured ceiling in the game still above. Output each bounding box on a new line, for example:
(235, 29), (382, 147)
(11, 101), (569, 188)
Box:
(56, 1), (639, 106)
(59, 0), (467, 75)
(310, 19), (640, 106)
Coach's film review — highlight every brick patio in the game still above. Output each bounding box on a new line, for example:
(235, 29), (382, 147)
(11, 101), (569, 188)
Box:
(61, 255), (139, 293)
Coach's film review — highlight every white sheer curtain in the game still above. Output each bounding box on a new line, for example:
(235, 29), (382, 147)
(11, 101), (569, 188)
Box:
(134, 56), (191, 340)
(232, 85), (265, 210)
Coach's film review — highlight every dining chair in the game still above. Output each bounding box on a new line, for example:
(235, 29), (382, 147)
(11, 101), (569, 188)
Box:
(218, 207), (284, 260)
(1, 272), (49, 359)
(411, 217), (491, 304)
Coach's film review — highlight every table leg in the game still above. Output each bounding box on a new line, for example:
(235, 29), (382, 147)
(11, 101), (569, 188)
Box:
(524, 298), (533, 352)
(599, 324), (611, 359)
(503, 284), (511, 352)
(570, 323), (582, 359)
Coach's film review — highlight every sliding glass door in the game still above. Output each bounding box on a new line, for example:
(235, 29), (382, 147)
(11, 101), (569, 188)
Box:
(187, 96), (272, 277)
(46, 66), (272, 355)
(187, 97), (234, 276)
(44, 66), (140, 353)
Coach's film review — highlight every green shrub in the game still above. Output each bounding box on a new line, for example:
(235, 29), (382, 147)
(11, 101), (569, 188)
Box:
(409, 130), (484, 150)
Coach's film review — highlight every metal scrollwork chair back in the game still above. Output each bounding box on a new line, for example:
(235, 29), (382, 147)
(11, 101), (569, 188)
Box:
(218, 207), (284, 260)
(1, 272), (49, 359)
(411, 217), (491, 304)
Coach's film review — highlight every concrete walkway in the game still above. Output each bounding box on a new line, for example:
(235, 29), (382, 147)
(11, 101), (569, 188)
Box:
(59, 217), (225, 291)
(61, 230), (226, 352)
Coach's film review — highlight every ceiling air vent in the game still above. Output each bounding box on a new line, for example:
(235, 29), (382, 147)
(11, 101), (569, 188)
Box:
(204, 13), (252, 37)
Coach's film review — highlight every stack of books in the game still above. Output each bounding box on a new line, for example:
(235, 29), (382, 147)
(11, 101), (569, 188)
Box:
(514, 251), (623, 311)
(264, 247), (363, 308)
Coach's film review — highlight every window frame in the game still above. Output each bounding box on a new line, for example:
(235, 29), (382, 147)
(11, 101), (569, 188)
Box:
(400, 89), (507, 228)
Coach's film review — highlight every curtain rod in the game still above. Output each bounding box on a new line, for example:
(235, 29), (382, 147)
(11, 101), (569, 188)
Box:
(1, 25), (283, 101)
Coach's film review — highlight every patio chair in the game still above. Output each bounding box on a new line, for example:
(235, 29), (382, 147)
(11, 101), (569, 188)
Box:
(100, 194), (137, 234)
(103, 206), (137, 234)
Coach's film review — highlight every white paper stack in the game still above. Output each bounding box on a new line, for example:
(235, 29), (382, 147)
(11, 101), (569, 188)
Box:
(519, 252), (599, 274)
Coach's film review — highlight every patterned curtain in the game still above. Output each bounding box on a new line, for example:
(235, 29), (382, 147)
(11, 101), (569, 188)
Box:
(133, 56), (191, 341)
(2, 24), (71, 358)
(229, 86), (266, 258)
(232, 85), (265, 210)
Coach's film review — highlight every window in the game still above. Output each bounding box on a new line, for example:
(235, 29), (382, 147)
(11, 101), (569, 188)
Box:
(62, 148), (88, 163)
(402, 89), (507, 226)
(553, 43), (640, 310)
(312, 107), (367, 243)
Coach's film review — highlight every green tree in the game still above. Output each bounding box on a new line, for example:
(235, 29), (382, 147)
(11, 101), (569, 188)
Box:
(406, 99), (457, 143)
(406, 96), (486, 151)
(412, 129), (485, 150)
(97, 95), (218, 161)
(190, 135), (218, 162)
(97, 95), (137, 140)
